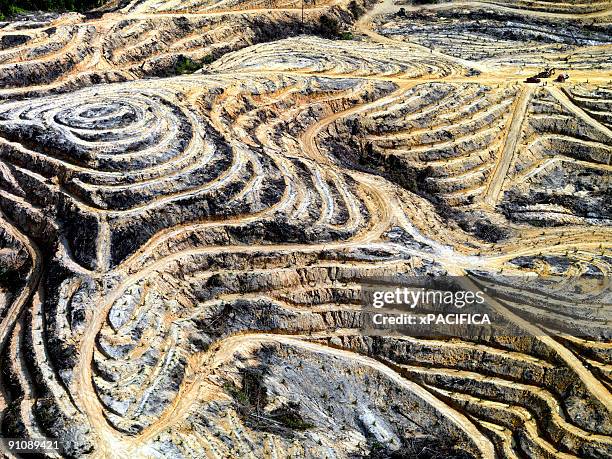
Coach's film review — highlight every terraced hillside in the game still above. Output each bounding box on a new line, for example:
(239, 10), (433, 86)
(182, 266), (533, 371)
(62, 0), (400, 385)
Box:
(0, 0), (610, 457)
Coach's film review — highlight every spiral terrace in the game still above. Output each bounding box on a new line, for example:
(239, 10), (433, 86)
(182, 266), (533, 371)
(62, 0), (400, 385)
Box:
(0, 0), (611, 457)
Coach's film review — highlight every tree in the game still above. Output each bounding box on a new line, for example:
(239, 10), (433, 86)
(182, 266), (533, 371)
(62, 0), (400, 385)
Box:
(0, 0), (104, 18)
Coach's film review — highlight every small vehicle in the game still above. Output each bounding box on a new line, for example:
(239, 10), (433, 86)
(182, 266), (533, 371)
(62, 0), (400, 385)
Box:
(556, 73), (569, 82)
(525, 76), (541, 83)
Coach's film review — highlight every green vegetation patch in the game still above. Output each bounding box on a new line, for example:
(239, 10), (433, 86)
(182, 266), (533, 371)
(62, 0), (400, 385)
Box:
(174, 54), (216, 75)
(317, 14), (357, 41)
(0, 1), (103, 18)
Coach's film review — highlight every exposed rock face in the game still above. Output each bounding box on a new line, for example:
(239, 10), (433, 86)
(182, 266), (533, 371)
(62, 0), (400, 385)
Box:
(0, 0), (610, 458)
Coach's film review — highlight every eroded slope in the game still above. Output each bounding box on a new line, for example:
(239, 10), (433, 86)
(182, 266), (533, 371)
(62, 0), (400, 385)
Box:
(0, 0), (610, 458)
